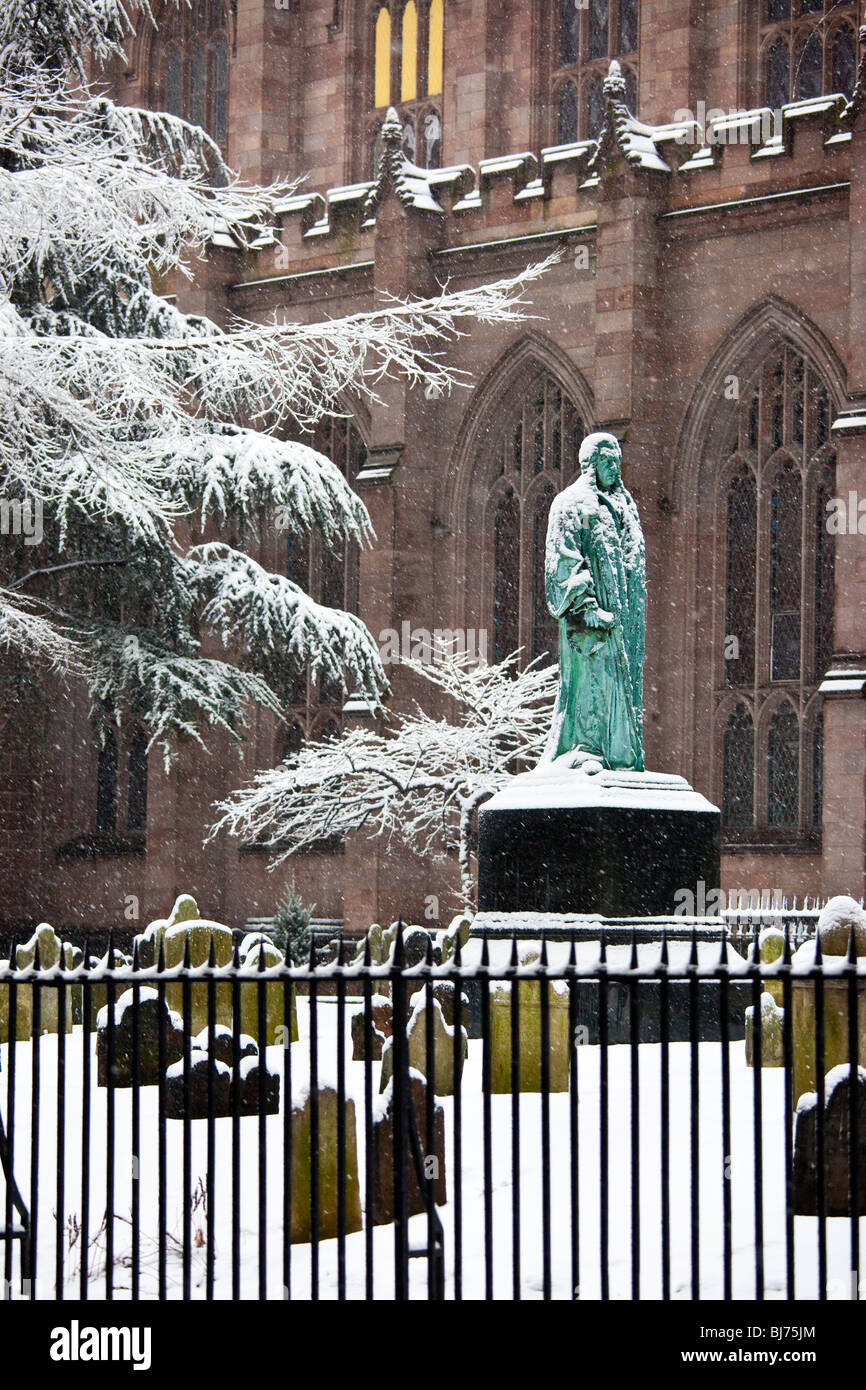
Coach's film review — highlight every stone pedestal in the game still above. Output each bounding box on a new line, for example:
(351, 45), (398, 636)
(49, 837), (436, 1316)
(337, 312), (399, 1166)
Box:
(478, 767), (720, 917)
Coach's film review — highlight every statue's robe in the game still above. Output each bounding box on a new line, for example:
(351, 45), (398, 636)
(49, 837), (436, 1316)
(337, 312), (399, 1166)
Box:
(541, 473), (645, 771)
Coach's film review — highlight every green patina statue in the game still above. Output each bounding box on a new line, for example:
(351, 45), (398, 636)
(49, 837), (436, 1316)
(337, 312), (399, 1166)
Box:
(540, 431), (646, 772)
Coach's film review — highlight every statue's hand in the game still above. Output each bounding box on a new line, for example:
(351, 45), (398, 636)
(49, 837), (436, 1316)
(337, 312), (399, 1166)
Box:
(583, 607), (615, 630)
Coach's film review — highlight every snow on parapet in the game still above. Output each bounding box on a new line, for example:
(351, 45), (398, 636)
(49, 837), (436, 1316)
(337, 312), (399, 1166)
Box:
(263, 75), (854, 256)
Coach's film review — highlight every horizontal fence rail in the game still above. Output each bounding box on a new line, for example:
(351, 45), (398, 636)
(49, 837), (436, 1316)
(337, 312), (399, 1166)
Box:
(0, 925), (863, 1300)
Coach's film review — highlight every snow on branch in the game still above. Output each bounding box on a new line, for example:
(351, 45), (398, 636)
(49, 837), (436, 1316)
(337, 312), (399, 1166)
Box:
(188, 543), (388, 706)
(211, 647), (558, 908)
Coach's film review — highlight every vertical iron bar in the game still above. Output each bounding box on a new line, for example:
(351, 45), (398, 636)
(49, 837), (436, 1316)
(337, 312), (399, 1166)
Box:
(510, 934), (521, 1300)
(481, 937), (493, 1300)
(540, 942), (552, 1300)
(55, 976), (66, 1300)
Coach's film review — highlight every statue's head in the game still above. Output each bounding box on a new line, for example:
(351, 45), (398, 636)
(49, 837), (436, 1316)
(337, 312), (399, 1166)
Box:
(578, 432), (622, 492)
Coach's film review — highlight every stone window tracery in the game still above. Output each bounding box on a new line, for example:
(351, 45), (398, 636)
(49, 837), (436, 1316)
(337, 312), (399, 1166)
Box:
(717, 346), (835, 846)
(487, 375), (587, 666)
(549, 0), (638, 144)
(759, 1), (858, 108)
(150, 0), (230, 148)
(368, 0), (443, 175)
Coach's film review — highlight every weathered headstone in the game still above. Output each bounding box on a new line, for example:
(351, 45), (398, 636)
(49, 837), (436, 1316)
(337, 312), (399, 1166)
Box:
(191, 1024), (256, 1067)
(85, 948), (133, 1029)
(758, 926), (785, 1006)
(489, 975), (571, 1093)
(793, 1064), (866, 1215)
(409, 981), (469, 1030)
(164, 1051), (232, 1118)
(379, 996), (467, 1096)
(745, 991), (784, 1068)
(163, 918), (234, 1036)
(63, 943), (84, 1025)
(792, 896), (866, 1101)
(288, 1085), (362, 1243)
(350, 995), (391, 1060)
(163, 1041), (280, 1118)
(439, 915), (471, 964)
(0, 923), (73, 1041)
(96, 987), (185, 1087)
(238, 939), (297, 1046)
(370, 1072), (446, 1225)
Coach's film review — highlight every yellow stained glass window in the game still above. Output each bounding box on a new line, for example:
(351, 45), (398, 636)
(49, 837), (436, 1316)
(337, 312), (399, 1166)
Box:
(374, 6), (391, 108)
(401, 2), (418, 103)
(427, 0), (443, 96)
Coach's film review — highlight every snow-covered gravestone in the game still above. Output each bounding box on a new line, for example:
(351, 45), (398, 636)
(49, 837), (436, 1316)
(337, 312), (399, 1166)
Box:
(745, 992), (783, 1068)
(288, 1086), (362, 1243)
(791, 896), (866, 1102)
(758, 926), (785, 1006)
(489, 970), (571, 1094)
(793, 1064), (866, 1216)
(370, 1072), (446, 1225)
(379, 996), (467, 1096)
(350, 994), (392, 1060)
(163, 915), (234, 1038)
(96, 988), (185, 1087)
(238, 938), (297, 1046)
(0, 923), (73, 1042)
(132, 892), (200, 968)
(477, 433), (720, 919)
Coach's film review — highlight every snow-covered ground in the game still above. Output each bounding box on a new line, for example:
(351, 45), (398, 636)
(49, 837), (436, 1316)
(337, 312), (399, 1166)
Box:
(1, 996), (861, 1300)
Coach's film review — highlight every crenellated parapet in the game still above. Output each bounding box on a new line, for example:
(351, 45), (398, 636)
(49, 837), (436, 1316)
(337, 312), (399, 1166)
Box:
(238, 55), (861, 280)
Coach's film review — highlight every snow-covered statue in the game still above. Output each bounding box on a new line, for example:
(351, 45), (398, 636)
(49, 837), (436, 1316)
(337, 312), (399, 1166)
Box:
(540, 431), (645, 772)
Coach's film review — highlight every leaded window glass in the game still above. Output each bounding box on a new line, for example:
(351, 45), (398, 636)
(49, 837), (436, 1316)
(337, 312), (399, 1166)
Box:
(768, 703), (800, 826)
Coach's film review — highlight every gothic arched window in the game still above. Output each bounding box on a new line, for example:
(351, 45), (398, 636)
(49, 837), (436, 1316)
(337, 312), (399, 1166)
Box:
(151, 0), (231, 148)
(548, 0), (638, 143)
(716, 345), (836, 844)
(367, 1), (444, 175)
(767, 702), (800, 826)
(723, 703), (754, 828)
(487, 374), (588, 665)
(760, 3), (859, 108)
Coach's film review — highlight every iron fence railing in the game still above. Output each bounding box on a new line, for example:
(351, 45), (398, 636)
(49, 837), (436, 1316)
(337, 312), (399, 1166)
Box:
(0, 924), (863, 1300)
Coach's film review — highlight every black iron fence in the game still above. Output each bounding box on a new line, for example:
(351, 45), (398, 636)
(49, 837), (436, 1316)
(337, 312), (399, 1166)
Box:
(0, 924), (864, 1300)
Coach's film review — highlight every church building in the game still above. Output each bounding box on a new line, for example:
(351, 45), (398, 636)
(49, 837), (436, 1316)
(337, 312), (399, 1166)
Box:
(4, 0), (866, 937)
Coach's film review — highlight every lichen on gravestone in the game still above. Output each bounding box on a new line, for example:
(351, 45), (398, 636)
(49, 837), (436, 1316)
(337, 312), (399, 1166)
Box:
(238, 939), (297, 1045)
(488, 976), (571, 1094)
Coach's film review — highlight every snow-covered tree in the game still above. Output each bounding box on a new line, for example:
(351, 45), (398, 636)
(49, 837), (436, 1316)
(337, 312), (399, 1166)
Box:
(210, 647), (559, 910)
(0, 0), (545, 758)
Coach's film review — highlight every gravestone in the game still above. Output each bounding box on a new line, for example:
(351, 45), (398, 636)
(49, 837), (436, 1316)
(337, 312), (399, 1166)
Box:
(380, 996), (467, 1096)
(0, 923), (73, 1041)
(758, 926), (785, 1006)
(63, 943), (84, 1025)
(86, 948), (133, 1029)
(96, 987), (185, 1087)
(238, 939), (297, 1046)
(793, 1064), (866, 1215)
(164, 1040), (279, 1118)
(191, 1024), (256, 1066)
(409, 981), (469, 1029)
(350, 995), (391, 1060)
(745, 991), (783, 1068)
(288, 1085), (362, 1243)
(792, 896), (866, 1101)
(163, 918), (234, 1036)
(370, 1072), (446, 1225)
(489, 973), (570, 1093)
